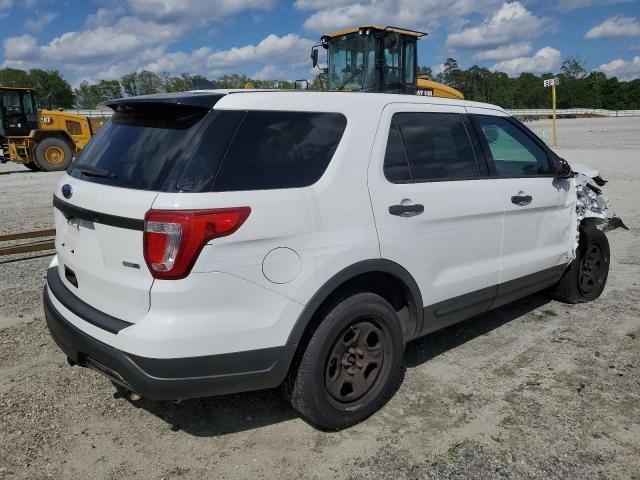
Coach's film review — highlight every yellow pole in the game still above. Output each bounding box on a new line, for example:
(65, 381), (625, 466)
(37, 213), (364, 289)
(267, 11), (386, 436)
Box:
(551, 84), (557, 146)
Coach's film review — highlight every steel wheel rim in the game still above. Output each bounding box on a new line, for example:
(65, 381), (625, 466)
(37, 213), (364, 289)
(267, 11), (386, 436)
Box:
(44, 146), (65, 165)
(578, 243), (604, 295)
(325, 318), (389, 405)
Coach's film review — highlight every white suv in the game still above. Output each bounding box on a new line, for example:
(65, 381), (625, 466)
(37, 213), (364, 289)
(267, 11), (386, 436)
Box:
(44, 90), (613, 430)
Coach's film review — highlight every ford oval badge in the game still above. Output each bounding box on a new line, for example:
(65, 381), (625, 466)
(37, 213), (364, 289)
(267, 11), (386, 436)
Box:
(61, 184), (73, 199)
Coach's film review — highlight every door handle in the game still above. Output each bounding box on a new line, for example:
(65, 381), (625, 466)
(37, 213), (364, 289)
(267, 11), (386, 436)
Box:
(389, 203), (424, 217)
(511, 193), (532, 206)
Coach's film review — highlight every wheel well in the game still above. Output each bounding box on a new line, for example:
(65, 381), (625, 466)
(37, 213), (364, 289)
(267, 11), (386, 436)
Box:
(287, 271), (420, 381)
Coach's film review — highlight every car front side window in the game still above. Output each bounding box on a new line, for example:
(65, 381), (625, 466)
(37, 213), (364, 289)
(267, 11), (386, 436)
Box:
(475, 115), (552, 177)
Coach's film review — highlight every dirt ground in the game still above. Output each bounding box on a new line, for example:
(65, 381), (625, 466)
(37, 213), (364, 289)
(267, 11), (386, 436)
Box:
(0, 116), (639, 479)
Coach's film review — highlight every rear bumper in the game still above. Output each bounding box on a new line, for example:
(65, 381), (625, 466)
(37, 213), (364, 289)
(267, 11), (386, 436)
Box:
(43, 286), (296, 400)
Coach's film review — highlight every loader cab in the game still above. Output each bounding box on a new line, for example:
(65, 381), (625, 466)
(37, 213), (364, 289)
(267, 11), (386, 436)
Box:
(0, 87), (38, 137)
(313, 26), (421, 94)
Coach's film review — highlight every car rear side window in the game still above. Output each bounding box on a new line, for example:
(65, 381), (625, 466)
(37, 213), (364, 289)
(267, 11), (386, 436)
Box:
(384, 112), (479, 182)
(475, 115), (551, 176)
(212, 111), (347, 192)
(383, 120), (412, 182)
(69, 106), (346, 192)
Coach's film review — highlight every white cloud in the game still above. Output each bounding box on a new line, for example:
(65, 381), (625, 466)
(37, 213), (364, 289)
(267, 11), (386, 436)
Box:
(25, 12), (59, 31)
(598, 56), (640, 80)
(475, 42), (532, 61)
(2, 0), (284, 84)
(126, 0), (276, 24)
(491, 46), (562, 76)
(586, 16), (640, 39)
(206, 33), (314, 70)
(294, 0), (356, 8)
(446, 2), (547, 48)
(557, 0), (634, 11)
(3, 35), (38, 60)
(301, 0), (499, 34)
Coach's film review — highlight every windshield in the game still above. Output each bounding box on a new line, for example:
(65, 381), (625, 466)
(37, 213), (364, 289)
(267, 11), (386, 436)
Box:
(327, 34), (378, 91)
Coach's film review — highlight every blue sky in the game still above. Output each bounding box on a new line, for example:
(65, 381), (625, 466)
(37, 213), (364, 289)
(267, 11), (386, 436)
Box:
(1, 0), (639, 86)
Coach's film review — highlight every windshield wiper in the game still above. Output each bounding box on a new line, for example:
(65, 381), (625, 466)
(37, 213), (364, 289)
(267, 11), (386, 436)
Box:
(74, 165), (116, 179)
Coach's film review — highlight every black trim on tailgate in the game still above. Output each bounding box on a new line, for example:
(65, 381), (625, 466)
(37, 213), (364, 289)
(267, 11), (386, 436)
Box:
(53, 196), (145, 231)
(47, 267), (133, 334)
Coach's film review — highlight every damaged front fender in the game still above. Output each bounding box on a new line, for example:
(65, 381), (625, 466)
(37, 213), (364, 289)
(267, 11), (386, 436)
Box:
(571, 163), (628, 246)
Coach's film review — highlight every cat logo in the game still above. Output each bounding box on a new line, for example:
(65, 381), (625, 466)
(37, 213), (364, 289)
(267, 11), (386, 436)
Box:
(40, 116), (53, 125)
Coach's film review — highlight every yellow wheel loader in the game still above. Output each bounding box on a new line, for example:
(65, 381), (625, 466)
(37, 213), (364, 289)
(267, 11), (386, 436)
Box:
(310, 25), (464, 99)
(0, 87), (95, 172)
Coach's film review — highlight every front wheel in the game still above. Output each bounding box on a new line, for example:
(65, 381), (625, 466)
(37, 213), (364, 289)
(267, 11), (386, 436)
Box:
(285, 292), (404, 430)
(549, 226), (610, 303)
(34, 137), (73, 172)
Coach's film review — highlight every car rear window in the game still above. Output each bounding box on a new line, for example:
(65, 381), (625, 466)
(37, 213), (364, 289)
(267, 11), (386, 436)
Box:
(69, 106), (347, 193)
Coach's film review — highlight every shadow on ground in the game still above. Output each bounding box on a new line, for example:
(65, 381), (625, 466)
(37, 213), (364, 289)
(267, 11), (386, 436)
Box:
(137, 293), (551, 436)
(0, 169), (34, 176)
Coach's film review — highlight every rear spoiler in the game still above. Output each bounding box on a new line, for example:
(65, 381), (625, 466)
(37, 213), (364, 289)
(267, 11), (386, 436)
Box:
(104, 92), (225, 111)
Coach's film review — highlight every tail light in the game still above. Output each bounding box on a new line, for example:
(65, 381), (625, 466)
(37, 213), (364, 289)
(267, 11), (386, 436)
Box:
(143, 207), (251, 280)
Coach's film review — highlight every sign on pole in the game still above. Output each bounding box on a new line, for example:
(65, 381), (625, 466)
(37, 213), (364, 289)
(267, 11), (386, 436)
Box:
(543, 77), (560, 145)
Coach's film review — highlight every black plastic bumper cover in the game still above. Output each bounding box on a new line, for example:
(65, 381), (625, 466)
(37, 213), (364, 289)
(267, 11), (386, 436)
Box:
(43, 286), (296, 400)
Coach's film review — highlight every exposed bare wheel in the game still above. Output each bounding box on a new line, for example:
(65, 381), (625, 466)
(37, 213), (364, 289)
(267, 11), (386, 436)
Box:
(549, 226), (609, 303)
(34, 137), (73, 172)
(325, 319), (389, 405)
(578, 243), (606, 296)
(286, 292), (404, 430)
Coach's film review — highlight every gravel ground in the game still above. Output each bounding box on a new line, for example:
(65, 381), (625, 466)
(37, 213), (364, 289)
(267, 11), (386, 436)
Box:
(0, 116), (639, 479)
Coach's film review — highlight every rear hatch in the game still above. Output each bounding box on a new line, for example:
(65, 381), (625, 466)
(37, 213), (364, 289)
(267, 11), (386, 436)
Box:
(53, 93), (227, 323)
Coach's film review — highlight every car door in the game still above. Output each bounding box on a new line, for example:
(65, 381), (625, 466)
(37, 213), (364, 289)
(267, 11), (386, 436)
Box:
(467, 109), (574, 303)
(368, 103), (505, 336)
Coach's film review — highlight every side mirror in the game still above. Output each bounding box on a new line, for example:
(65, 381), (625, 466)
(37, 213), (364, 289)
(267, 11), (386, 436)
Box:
(311, 47), (319, 68)
(556, 158), (572, 178)
(294, 80), (309, 90)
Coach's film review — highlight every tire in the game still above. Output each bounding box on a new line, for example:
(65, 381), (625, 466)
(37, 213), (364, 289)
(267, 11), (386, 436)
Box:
(34, 137), (73, 172)
(285, 292), (404, 430)
(549, 226), (610, 304)
(24, 162), (39, 171)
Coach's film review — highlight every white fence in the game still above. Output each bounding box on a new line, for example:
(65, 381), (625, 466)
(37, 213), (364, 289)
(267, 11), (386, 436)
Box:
(506, 108), (640, 117)
(65, 109), (113, 118)
(68, 107), (640, 118)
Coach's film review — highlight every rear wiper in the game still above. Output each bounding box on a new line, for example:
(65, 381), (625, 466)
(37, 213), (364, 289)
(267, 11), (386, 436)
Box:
(74, 165), (116, 179)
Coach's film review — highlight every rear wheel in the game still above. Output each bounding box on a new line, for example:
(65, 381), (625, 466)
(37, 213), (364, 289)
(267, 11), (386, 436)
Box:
(34, 137), (73, 172)
(285, 292), (404, 430)
(549, 226), (610, 303)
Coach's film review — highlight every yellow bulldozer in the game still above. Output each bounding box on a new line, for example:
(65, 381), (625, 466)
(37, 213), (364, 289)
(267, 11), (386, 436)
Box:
(311, 25), (464, 99)
(0, 86), (95, 172)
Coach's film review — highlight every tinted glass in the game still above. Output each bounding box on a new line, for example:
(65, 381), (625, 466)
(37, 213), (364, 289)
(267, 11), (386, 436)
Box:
(394, 112), (479, 180)
(212, 111), (347, 192)
(69, 102), (244, 192)
(383, 121), (412, 182)
(476, 115), (551, 176)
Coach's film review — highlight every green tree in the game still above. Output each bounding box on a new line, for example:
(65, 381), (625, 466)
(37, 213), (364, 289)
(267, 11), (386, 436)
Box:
(136, 70), (163, 95)
(121, 72), (138, 96)
(0, 68), (32, 87)
(417, 66), (433, 78)
(28, 69), (74, 108)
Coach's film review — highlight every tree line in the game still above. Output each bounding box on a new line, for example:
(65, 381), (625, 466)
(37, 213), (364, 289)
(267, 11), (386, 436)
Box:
(0, 56), (639, 110)
(427, 57), (640, 110)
